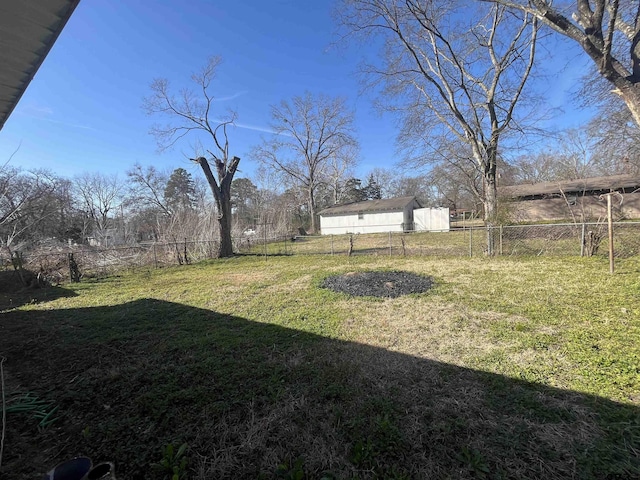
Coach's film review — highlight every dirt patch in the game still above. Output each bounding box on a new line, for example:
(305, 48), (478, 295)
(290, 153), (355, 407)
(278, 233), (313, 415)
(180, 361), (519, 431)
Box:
(321, 271), (434, 298)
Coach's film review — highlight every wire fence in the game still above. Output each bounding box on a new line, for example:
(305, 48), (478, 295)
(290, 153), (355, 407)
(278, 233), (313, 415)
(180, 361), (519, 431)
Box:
(242, 222), (640, 260)
(3, 241), (221, 283)
(4, 222), (639, 284)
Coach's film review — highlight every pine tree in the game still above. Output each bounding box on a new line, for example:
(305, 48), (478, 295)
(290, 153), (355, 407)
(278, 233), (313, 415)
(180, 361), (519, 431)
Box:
(363, 174), (382, 200)
(164, 168), (196, 213)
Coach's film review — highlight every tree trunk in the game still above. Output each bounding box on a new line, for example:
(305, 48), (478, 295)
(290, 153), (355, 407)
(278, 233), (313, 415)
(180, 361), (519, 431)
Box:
(483, 173), (498, 225)
(308, 189), (317, 234)
(482, 139), (499, 226)
(484, 173), (498, 256)
(216, 182), (234, 257)
(483, 141), (499, 256)
(613, 80), (640, 128)
(195, 156), (240, 258)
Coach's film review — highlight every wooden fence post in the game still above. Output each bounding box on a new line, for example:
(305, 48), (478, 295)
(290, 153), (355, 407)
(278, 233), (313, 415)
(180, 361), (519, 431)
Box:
(68, 253), (80, 283)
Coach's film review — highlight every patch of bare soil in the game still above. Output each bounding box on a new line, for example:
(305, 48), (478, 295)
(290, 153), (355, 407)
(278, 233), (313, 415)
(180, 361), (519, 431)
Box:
(321, 271), (434, 298)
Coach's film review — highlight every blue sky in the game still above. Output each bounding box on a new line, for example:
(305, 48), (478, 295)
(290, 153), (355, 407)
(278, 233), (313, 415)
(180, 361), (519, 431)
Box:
(0, 0), (595, 184)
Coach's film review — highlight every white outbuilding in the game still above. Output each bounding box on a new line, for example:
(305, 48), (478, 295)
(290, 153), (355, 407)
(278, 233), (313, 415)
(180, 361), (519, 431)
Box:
(413, 207), (450, 232)
(318, 196), (450, 235)
(318, 196), (420, 235)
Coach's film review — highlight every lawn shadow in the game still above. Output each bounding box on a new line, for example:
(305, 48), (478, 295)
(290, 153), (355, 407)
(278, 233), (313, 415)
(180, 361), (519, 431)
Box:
(0, 299), (638, 479)
(0, 274), (78, 312)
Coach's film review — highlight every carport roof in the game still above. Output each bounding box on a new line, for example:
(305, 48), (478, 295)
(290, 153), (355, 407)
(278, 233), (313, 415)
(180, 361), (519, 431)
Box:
(0, 0), (80, 131)
(318, 196), (421, 216)
(500, 174), (640, 198)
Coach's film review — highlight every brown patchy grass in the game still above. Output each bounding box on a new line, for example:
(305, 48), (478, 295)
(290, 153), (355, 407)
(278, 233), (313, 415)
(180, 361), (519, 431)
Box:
(339, 297), (517, 363)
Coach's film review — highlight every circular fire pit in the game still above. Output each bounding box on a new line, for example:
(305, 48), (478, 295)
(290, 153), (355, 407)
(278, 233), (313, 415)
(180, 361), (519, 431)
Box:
(321, 271), (434, 298)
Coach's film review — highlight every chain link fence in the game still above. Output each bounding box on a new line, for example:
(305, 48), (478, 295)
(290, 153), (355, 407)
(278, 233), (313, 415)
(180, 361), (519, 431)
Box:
(2, 241), (221, 284)
(237, 222), (640, 260)
(3, 222), (639, 284)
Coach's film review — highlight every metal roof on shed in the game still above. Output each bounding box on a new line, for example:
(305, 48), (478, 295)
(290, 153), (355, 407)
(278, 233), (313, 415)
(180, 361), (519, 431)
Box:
(318, 196), (421, 216)
(500, 174), (640, 198)
(0, 0), (80, 130)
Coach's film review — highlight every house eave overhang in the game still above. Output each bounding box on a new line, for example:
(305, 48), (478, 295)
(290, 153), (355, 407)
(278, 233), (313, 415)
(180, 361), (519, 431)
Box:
(0, 0), (81, 131)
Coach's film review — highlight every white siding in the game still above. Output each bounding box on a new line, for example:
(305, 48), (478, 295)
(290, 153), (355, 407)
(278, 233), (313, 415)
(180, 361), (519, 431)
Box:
(414, 207), (450, 232)
(320, 211), (406, 235)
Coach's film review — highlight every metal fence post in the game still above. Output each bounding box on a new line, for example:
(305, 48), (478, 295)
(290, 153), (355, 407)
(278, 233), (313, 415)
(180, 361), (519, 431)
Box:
(487, 226), (495, 256)
(263, 226), (267, 261)
(389, 231), (392, 256)
(469, 227), (473, 257)
(330, 235), (334, 255)
(580, 223), (586, 257)
(499, 225), (503, 256)
(607, 194), (615, 274)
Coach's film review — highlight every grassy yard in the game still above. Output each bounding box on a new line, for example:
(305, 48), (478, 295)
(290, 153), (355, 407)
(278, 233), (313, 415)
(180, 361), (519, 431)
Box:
(0, 255), (639, 479)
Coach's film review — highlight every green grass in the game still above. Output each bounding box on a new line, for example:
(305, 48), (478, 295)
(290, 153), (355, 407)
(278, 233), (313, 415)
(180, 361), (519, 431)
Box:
(0, 255), (639, 479)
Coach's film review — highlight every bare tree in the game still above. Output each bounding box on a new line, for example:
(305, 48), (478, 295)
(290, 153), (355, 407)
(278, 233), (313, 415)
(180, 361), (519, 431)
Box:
(74, 172), (124, 244)
(510, 151), (562, 183)
(251, 92), (359, 233)
(509, 122), (639, 183)
(390, 175), (435, 204)
(429, 163), (481, 212)
(367, 167), (398, 199)
(325, 144), (359, 205)
(0, 166), (65, 249)
(423, 142), (486, 208)
(488, 0), (640, 127)
(143, 56), (240, 257)
(126, 164), (171, 217)
(339, 0), (539, 231)
(0, 166), (35, 247)
(555, 128), (602, 179)
(587, 106), (640, 174)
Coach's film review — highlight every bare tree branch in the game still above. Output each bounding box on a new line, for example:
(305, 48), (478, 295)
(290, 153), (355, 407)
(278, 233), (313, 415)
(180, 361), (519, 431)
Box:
(486, 0), (640, 126)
